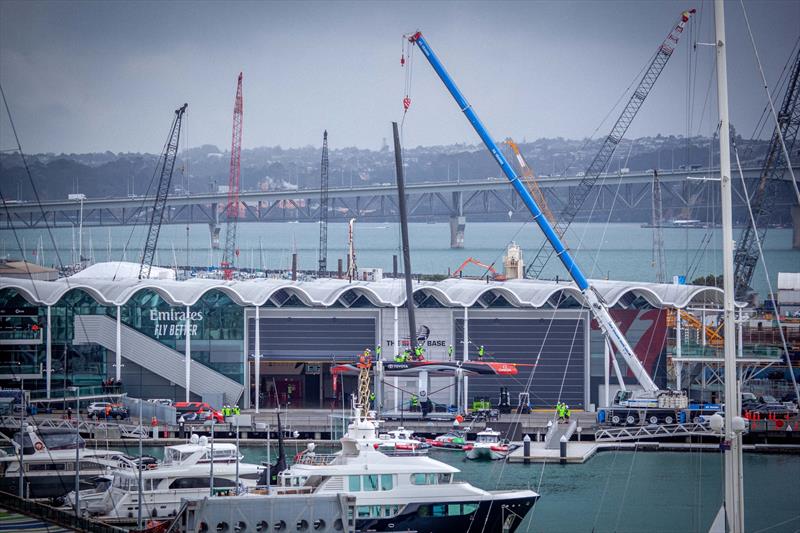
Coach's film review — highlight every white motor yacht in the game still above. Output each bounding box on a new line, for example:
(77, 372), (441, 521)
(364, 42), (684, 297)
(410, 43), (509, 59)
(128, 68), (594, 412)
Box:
(0, 424), (133, 500)
(66, 434), (263, 522)
(275, 408), (538, 532)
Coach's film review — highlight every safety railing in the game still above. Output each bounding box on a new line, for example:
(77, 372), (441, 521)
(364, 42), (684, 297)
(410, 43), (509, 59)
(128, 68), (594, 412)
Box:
(595, 422), (715, 442)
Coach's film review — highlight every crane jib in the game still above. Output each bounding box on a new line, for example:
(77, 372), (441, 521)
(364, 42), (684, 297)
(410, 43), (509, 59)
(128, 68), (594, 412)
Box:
(411, 32), (590, 291)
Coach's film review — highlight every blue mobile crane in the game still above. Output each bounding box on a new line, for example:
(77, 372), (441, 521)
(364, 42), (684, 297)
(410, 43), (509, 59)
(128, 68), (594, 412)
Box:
(406, 31), (687, 423)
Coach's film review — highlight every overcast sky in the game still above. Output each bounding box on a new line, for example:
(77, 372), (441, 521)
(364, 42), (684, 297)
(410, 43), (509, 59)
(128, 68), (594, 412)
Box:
(1, 0), (798, 154)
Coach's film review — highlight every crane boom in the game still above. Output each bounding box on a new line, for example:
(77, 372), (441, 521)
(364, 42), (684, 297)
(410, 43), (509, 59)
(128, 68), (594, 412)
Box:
(222, 73), (244, 280)
(526, 9), (695, 279)
(139, 103), (188, 280)
(505, 138), (556, 226)
(734, 48), (800, 299)
(408, 32), (659, 393)
(318, 130), (330, 275)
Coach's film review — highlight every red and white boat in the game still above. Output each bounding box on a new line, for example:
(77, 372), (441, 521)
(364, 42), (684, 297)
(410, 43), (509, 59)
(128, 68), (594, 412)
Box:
(374, 427), (430, 455)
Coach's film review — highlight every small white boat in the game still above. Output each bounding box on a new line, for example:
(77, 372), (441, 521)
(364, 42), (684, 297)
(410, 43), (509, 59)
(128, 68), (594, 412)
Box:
(464, 428), (512, 461)
(374, 427), (430, 455)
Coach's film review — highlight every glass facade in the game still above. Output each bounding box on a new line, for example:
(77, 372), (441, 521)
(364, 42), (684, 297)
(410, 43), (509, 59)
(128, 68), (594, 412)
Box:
(0, 288), (109, 392)
(0, 287), (245, 398)
(121, 289), (244, 384)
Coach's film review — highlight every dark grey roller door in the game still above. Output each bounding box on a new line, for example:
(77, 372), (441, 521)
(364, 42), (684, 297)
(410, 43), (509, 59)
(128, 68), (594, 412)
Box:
(249, 316), (375, 361)
(455, 317), (585, 408)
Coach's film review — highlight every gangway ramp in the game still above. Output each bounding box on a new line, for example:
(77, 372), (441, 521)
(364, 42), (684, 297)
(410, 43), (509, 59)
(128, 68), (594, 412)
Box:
(544, 419), (578, 449)
(594, 422), (715, 442)
(73, 315), (244, 404)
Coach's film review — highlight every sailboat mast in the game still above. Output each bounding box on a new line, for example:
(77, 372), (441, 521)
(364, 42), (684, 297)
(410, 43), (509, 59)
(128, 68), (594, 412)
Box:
(714, 1), (744, 531)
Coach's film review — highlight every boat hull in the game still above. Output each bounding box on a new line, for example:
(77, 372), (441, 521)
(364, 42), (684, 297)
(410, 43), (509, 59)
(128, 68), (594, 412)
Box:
(357, 493), (539, 533)
(0, 472), (97, 500)
(465, 445), (508, 461)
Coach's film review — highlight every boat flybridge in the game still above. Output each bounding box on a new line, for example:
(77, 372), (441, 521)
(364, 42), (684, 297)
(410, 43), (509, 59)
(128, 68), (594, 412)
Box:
(66, 434), (263, 522)
(277, 407), (538, 532)
(0, 424), (134, 500)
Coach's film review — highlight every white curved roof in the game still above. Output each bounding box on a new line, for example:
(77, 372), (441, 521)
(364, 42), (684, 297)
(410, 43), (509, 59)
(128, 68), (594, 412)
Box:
(0, 267), (733, 310)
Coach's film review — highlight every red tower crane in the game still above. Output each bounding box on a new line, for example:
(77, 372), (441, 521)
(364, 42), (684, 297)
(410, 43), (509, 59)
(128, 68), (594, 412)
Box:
(221, 73), (244, 280)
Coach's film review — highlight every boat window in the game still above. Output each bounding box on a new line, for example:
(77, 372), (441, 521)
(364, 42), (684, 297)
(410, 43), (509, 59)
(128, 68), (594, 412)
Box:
(114, 475), (133, 490)
(380, 474), (393, 491)
(411, 473), (436, 485)
(417, 505), (430, 517)
(27, 463), (66, 471)
(165, 449), (180, 463)
(437, 473), (452, 484)
(348, 475), (360, 491)
(363, 475), (379, 491)
(169, 477), (236, 489)
(447, 504), (461, 516)
(462, 503), (479, 515)
(432, 504), (447, 517)
(357, 506), (370, 518)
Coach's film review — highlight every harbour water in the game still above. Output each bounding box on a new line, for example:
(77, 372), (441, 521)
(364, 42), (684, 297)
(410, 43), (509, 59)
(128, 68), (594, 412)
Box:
(4, 221), (798, 297)
(132, 444), (800, 532)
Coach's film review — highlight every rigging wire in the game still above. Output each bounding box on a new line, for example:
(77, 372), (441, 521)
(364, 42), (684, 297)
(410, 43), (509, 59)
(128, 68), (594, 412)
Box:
(0, 83), (153, 512)
(733, 142), (799, 401)
(739, 0), (800, 205)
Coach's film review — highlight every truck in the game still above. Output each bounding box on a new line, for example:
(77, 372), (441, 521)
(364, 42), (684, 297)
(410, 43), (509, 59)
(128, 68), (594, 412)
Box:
(596, 390), (723, 426)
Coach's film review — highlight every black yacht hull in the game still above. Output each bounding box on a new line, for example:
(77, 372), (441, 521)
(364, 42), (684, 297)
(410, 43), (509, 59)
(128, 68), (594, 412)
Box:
(357, 494), (539, 533)
(0, 473), (95, 501)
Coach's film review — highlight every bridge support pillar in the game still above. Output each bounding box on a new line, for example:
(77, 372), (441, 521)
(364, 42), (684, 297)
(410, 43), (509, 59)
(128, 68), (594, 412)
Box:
(792, 205), (800, 249)
(209, 202), (221, 251)
(449, 216), (465, 249)
(449, 191), (465, 249)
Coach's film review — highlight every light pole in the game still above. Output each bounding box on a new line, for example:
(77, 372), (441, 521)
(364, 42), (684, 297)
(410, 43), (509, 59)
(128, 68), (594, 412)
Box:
(71, 387), (80, 517)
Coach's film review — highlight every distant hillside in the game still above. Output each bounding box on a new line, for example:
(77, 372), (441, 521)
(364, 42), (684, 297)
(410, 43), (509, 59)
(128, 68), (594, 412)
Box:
(0, 135), (773, 205)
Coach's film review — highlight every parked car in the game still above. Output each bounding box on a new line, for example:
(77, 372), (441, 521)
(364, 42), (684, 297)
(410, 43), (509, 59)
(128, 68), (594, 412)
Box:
(149, 398), (173, 407)
(87, 402), (129, 420)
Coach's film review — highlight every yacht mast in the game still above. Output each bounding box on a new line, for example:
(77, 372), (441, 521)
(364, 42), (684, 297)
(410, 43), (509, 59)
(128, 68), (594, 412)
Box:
(714, 1), (744, 531)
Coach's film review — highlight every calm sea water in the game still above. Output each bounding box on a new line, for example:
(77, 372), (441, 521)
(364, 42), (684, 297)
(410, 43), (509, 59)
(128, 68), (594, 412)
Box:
(4, 222), (797, 298)
(131, 443), (799, 533)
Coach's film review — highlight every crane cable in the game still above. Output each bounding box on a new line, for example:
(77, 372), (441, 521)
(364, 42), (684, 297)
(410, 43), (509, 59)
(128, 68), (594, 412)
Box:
(733, 141), (800, 402)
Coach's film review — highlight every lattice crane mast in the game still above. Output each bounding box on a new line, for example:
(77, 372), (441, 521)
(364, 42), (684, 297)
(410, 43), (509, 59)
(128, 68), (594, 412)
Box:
(734, 48), (800, 299)
(222, 73), (244, 280)
(139, 103), (188, 280)
(525, 9), (695, 279)
(407, 31), (667, 396)
(504, 138), (556, 226)
(651, 169), (666, 283)
(318, 130), (330, 275)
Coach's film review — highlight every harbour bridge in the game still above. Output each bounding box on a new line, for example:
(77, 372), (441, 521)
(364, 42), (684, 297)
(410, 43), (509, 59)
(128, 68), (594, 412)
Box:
(2, 166), (798, 248)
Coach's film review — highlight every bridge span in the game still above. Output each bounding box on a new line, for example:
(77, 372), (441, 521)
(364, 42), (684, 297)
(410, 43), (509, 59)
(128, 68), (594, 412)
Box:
(2, 166), (798, 248)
